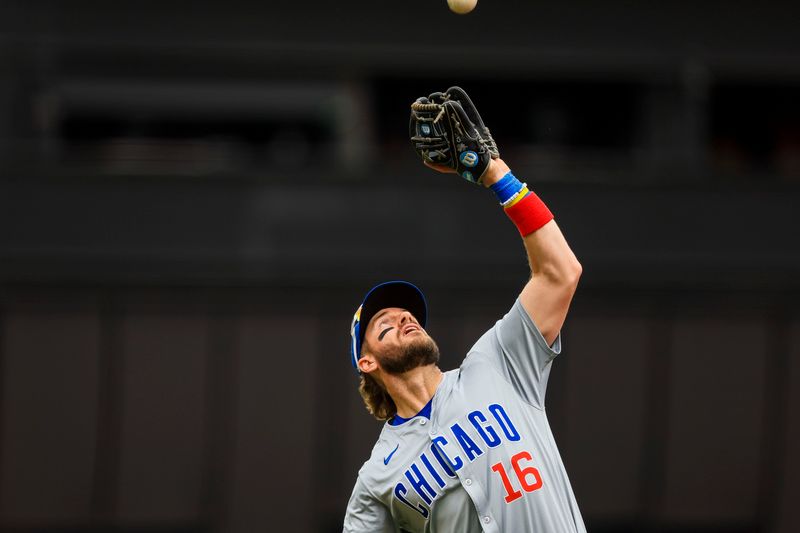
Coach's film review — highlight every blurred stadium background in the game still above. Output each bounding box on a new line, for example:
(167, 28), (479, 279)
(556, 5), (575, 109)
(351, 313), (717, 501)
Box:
(1, 1), (799, 532)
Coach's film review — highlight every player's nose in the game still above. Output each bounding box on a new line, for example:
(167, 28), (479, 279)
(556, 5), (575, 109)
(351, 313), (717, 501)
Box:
(399, 311), (415, 326)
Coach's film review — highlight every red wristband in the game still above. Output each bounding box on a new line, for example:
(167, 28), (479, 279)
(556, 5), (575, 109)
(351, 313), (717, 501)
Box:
(504, 192), (554, 236)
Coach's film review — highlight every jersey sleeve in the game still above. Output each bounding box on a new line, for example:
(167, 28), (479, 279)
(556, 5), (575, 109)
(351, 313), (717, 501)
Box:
(342, 475), (395, 533)
(464, 298), (561, 409)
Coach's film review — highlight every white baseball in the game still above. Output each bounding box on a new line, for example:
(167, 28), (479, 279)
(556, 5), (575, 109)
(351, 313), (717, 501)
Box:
(447, 0), (477, 15)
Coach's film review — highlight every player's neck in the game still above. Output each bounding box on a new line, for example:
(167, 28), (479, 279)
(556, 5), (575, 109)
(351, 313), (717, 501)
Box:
(383, 365), (443, 419)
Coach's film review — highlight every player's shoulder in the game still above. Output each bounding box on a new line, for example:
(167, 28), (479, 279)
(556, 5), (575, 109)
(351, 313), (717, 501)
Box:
(461, 318), (504, 368)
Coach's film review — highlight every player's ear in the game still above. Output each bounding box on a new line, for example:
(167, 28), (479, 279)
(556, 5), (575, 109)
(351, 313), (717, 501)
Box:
(357, 353), (378, 374)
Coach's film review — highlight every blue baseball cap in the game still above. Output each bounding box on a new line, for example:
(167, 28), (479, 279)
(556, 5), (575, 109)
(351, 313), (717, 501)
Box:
(349, 281), (428, 372)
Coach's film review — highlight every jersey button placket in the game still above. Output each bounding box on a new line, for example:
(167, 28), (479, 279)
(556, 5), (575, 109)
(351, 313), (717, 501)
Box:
(457, 466), (495, 532)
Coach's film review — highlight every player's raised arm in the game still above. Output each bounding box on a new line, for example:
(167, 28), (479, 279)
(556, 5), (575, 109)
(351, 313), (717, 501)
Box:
(480, 159), (581, 345)
(410, 87), (581, 345)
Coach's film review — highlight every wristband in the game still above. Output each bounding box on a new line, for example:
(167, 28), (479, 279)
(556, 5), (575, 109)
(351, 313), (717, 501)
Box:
(501, 185), (530, 208)
(504, 191), (554, 236)
(489, 172), (524, 204)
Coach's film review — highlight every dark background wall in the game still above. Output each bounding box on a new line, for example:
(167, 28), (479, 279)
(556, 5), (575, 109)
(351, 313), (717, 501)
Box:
(1, 1), (799, 532)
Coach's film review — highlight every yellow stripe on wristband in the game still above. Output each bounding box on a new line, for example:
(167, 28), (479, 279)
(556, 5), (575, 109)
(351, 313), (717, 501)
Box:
(503, 186), (530, 209)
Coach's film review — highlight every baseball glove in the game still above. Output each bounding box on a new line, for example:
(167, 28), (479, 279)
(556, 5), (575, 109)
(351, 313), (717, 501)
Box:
(409, 86), (499, 184)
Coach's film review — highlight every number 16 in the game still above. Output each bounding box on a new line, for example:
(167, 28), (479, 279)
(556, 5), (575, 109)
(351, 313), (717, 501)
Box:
(490, 450), (543, 503)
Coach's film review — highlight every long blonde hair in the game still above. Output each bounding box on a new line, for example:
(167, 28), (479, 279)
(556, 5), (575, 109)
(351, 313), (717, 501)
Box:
(358, 373), (396, 421)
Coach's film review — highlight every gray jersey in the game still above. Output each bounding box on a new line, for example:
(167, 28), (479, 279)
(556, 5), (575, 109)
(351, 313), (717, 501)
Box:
(343, 299), (586, 533)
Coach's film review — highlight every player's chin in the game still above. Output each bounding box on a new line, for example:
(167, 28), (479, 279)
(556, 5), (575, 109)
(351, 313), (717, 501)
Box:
(404, 335), (441, 365)
(380, 335), (440, 375)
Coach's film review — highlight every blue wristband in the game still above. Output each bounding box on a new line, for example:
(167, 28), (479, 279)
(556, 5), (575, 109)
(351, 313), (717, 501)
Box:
(489, 172), (524, 204)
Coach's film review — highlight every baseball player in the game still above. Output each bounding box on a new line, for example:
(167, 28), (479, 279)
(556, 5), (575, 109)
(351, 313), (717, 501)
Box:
(343, 87), (585, 532)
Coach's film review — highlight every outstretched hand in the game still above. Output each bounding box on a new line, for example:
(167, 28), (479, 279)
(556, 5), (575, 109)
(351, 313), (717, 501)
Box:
(409, 86), (499, 186)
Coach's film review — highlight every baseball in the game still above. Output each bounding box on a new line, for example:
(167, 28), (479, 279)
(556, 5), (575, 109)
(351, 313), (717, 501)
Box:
(447, 0), (477, 15)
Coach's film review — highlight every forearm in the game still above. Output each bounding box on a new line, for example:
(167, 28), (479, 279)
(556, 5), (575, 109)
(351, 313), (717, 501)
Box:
(483, 158), (581, 280)
(486, 159), (582, 343)
(522, 220), (582, 286)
